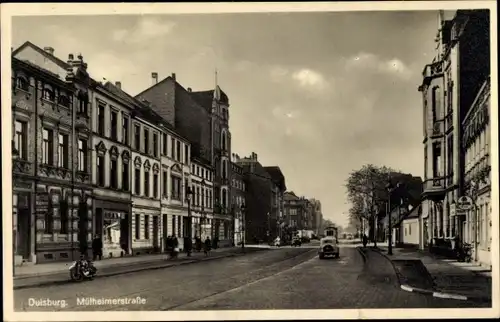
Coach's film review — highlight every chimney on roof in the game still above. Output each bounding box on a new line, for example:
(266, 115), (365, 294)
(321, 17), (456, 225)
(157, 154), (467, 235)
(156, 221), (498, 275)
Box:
(187, 87), (192, 92)
(115, 81), (122, 89)
(171, 73), (176, 81)
(152, 72), (158, 85)
(44, 47), (54, 56)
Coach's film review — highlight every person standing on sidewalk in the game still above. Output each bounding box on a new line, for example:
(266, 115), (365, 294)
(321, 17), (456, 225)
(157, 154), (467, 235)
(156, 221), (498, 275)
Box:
(92, 234), (103, 261)
(184, 236), (192, 257)
(362, 234), (368, 248)
(204, 236), (212, 256)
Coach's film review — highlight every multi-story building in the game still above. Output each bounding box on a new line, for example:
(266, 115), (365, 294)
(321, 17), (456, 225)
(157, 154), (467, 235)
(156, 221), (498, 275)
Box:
(419, 10), (490, 263)
(462, 78), (491, 267)
(129, 106), (163, 254)
(283, 192), (305, 233)
(231, 154), (246, 245)
(236, 152), (275, 242)
(190, 157), (214, 240)
(89, 81), (133, 257)
(263, 166), (287, 238)
(309, 199), (323, 236)
(136, 73), (233, 245)
(12, 42), (93, 264)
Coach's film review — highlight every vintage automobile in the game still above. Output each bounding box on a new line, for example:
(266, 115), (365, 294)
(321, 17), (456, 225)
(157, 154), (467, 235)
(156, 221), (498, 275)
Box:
(318, 236), (339, 259)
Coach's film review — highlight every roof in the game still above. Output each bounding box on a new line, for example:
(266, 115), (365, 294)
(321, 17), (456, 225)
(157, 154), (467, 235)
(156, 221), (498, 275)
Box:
(263, 166), (286, 191)
(12, 41), (70, 69)
(192, 156), (213, 169)
(189, 91), (213, 113)
(284, 191), (300, 201)
(191, 86), (229, 107)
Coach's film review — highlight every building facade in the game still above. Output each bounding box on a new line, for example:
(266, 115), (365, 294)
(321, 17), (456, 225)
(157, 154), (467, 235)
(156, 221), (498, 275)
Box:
(236, 152), (274, 242)
(309, 199), (323, 236)
(90, 81), (133, 257)
(264, 166), (287, 240)
(191, 157), (214, 240)
(135, 73), (233, 245)
(130, 108), (163, 254)
(419, 10), (491, 266)
(231, 154), (246, 245)
(462, 78), (491, 267)
(12, 42), (93, 264)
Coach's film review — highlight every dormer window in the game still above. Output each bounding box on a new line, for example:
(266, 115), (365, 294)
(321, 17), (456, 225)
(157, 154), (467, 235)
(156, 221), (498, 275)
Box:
(16, 77), (29, 91)
(58, 95), (70, 108)
(43, 88), (55, 101)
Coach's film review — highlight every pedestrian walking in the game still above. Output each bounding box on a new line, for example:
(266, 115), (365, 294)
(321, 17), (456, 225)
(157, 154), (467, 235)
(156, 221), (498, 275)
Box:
(92, 234), (103, 261)
(195, 236), (202, 252)
(362, 234), (368, 248)
(184, 236), (192, 257)
(213, 236), (219, 249)
(170, 235), (179, 259)
(204, 236), (212, 256)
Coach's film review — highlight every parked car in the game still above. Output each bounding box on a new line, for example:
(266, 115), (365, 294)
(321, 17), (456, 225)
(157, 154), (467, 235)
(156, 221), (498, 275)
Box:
(318, 236), (339, 259)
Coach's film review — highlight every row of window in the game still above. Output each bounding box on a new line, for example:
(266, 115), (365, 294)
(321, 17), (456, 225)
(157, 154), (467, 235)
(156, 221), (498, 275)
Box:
(96, 103), (190, 164)
(191, 164), (213, 181)
(15, 76), (72, 108)
(190, 182), (213, 209)
(16, 121), (88, 171)
(134, 214), (186, 240)
(231, 178), (245, 191)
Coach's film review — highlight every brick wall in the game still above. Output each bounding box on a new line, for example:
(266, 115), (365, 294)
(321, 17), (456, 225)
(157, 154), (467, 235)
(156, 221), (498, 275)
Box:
(136, 78), (176, 126)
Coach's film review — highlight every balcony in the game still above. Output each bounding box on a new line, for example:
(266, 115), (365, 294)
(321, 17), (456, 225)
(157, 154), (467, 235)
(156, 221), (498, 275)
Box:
(422, 60), (444, 86)
(422, 176), (447, 202)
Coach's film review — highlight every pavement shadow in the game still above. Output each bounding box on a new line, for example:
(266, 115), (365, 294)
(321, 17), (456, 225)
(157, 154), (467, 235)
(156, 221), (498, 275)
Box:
(356, 247), (399, 287)
(392, 259), (436, 290)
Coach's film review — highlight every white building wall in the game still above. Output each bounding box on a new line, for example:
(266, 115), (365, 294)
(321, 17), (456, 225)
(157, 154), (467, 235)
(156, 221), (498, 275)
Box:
(402, 218), (420, 245)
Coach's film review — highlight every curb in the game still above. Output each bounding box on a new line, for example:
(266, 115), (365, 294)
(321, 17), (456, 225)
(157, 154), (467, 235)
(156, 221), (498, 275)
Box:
(13, 249), (262, 290)
(371, 248), (490, 303)
(400, 284), (468, 301)
(356, 247), (367, 262)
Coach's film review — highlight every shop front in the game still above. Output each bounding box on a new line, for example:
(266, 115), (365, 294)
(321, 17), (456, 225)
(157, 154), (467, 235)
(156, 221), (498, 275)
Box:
(94, 198), (131, 258)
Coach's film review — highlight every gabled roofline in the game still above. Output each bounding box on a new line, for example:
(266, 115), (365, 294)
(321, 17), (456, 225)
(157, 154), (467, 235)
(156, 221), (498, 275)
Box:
(135, 76), (174, 98)
(12, 41), (70, 69)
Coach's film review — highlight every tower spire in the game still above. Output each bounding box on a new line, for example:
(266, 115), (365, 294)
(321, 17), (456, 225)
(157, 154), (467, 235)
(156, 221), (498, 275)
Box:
(215, 68), (218, 89)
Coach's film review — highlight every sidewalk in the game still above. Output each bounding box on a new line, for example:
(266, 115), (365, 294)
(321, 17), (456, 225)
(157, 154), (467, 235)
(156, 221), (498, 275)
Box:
(12, 247), (260, 290)
(376, 246), (492, 303)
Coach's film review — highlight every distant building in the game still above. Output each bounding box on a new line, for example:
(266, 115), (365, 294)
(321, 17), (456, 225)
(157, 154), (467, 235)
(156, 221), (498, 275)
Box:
(309, 199), (323, 236)
(263, 166), (287, 239)
(236, 152), (275, 242)
(230, 154), (246, 244)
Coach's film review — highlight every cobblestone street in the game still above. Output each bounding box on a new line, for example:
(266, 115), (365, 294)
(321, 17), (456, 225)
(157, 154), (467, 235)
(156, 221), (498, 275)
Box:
(14, 246), (484, 311)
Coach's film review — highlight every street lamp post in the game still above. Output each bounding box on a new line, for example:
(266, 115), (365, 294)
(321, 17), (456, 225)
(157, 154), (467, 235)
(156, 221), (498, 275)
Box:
(241, 203), (246, 252)
(470, 180), (479, 262)
(386, 180), (404, 256)
(186, 186), (193, 257)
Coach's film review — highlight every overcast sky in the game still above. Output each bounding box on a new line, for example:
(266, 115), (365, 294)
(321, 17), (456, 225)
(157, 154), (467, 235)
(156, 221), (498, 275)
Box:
(13, 11), (441, 227)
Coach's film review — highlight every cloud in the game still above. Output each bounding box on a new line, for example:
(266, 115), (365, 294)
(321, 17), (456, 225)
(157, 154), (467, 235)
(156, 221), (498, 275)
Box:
(269, 66), (289, 82)
(292, 68), (327, 89)
(345, 52), (413, 80)
(112, 17), (176, 43)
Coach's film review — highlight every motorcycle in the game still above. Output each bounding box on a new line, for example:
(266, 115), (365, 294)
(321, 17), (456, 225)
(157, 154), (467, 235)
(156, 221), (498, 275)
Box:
(69, 259), (97, 281)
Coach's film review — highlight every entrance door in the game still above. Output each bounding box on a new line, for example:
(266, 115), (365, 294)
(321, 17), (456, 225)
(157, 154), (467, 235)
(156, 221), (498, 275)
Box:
(152, 216), (159, 252)
(17, 208), (31, 259)
(162, 214), (168, 250)
(120, 214), (129, 254)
